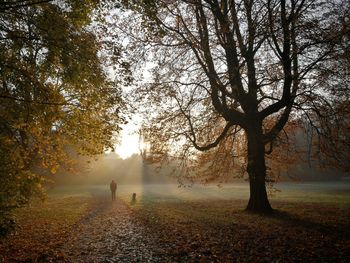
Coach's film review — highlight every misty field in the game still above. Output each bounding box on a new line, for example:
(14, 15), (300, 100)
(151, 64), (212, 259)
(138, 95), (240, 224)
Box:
(1, 182), (350, 262)
(49, 181), (350, 205)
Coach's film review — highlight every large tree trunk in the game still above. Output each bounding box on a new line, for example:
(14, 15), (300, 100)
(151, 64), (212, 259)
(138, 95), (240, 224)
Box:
(245, 123), (273, 213)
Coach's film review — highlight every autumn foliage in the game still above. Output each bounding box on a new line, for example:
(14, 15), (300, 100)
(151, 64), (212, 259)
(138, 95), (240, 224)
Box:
(0, 0), (125, 235)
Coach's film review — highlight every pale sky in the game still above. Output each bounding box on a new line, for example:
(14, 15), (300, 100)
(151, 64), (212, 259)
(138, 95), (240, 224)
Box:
(114, 119), (141, 159)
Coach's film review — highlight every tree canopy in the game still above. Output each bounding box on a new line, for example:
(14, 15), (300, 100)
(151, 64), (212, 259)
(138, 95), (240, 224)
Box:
(0, 0), (126, 235)
(112, 0), (350, 212)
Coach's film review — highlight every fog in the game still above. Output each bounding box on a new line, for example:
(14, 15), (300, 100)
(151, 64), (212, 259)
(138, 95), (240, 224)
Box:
(49, 151), (350, 206)
(54, 152), (178, 186)
(52, 147), (348, 189)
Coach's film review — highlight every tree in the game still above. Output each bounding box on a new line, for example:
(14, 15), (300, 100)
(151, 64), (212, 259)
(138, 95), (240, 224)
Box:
(0, 0), (52, 11)
(114, 0), (349, 213)
(0, 0), (126, 235)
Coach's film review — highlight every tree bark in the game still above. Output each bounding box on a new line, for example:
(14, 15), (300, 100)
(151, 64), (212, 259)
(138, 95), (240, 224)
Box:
(245, 122), (273, 213)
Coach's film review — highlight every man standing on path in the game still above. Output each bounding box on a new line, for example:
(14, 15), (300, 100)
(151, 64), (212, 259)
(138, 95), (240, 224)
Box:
(110, 180), (117, 201)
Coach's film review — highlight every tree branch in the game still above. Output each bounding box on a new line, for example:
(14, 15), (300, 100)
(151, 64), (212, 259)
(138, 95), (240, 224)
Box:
(189, 122), (234, 151)
(0, 0), (52, 11)
(0, 95), (68, 106)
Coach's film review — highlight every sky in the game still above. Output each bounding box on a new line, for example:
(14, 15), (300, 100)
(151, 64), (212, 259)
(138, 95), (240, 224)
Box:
(114, 120), (141, 159)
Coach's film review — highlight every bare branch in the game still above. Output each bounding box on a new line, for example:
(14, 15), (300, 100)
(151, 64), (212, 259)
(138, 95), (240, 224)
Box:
(189, 122), (234, 151)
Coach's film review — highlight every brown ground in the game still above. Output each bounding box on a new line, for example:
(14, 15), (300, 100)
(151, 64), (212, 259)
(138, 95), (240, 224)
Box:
(1, 196), (349, 262)
(131, 200), (350, 262)
(61, 199), (162, 262)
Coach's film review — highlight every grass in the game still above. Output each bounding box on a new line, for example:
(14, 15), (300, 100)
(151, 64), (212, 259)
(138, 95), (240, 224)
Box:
(111, 181), (350, 206)
(124, 200), (350, 262)
(16, 197), (88, 221)
(118, 182), (350, 261)
(1, 181), (349, 262)
(0, 196), (90, 262)
(123, 198), (350, 261)
(48, 181), (350, 205)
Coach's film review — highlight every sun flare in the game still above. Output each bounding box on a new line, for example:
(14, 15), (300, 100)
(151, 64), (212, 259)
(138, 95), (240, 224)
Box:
(115, 131), (140, 159)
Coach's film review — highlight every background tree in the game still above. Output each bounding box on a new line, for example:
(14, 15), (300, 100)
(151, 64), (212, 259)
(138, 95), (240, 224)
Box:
(0, 0), (126, 236)
(113, 0), (349, 213)
(305, 0), (350, 172)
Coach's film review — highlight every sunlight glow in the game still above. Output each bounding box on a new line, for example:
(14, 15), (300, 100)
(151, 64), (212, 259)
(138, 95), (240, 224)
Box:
(115, 123), (141, 159)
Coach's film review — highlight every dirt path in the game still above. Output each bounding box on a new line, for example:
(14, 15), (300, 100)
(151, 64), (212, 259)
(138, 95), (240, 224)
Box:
(62, 197), (162, 262)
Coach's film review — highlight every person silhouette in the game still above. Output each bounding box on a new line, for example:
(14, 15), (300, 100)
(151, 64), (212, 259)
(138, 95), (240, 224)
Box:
(110, 180), (117, 201)
(131, 193), (136, 205)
